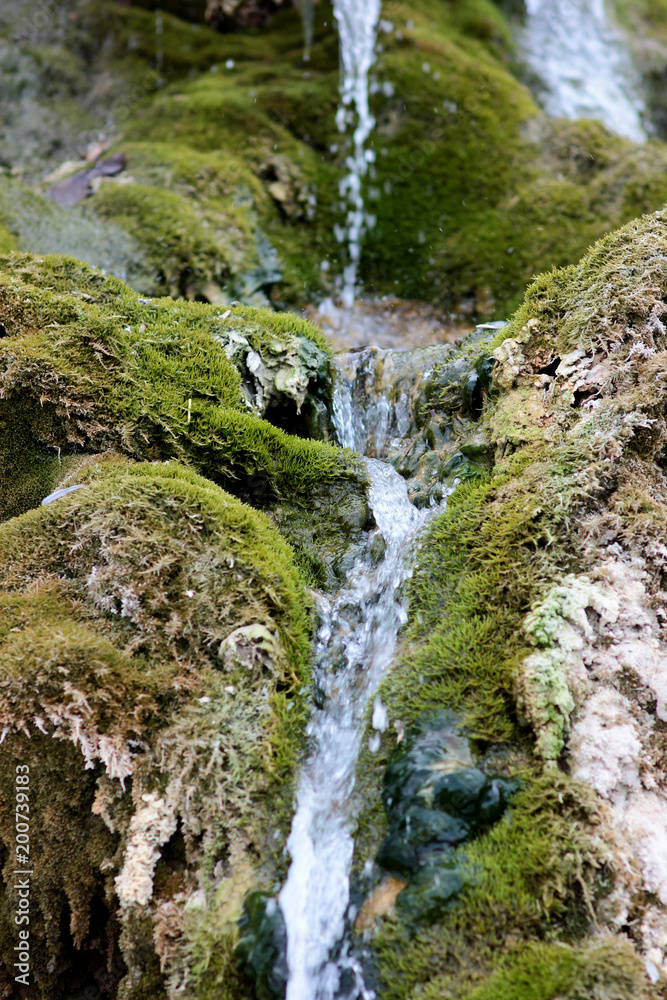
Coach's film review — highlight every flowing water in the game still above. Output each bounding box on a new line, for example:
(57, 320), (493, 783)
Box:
(332, 0), (382, 307)
(278, 363), (442, 999)
(519, 0), (646, 142)
(330, 350), (412, 460)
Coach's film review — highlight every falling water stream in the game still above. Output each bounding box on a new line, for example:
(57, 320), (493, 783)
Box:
(278, 361), (442, 999)
(519, 0), (646, 141)
(332, 0), (382, 307)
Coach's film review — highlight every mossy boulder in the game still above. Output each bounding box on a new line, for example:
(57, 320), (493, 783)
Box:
(0, 249), (372, 994)
(0, 252), (369, 583)
(349, 210), (667, 996)
(0, 456), (310, 998)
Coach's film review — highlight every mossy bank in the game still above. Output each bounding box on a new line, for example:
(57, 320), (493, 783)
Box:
(350, 209), (667, 998)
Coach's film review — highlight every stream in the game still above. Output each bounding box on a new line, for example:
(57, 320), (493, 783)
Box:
(277, 362), (444, 1000)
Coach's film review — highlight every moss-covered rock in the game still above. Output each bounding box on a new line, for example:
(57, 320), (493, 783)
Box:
(5, 0), (667, 314)
(349, 210), (667, 996)
(0, 252), (369, 583)
(0, 455), (310, 998)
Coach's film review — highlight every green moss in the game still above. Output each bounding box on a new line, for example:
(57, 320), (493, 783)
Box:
(97, 0), (667, 312)
(0, 454), (312, 758)
(379, 475), (534, 744)
(91, 179), (262, 299)
(7, 0), (667, 311)
(351, 209), (667, 997)
(0, 224), (16, 253)
(0, 173), (149, 290)
(457, 938), (657, 1000)
(0, 454), (312, 996)
(0, 252), (368, 578)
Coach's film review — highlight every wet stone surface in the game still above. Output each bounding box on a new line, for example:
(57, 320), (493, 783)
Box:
(376, 717), (518, 926)
(236, 892), (289, 999)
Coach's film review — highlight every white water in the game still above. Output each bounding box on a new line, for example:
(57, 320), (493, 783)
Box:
(278, 370), (439, 999)
(331, 350), (409, 459)
(520, 0), (646, 142)
(332, 0), (382, 307)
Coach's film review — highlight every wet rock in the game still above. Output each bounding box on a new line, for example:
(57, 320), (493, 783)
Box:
(377, 805), (469, 875)
(369, 528), (386, 564)
(236, 892), (288, 1000)
(376, 717), (517, 923)
(332, 344), (457, 458)
(221, 327), (330, 421)
(423, 347), (496, 421)
(395, 437), (429, 478)
(394, 855), (476, 927)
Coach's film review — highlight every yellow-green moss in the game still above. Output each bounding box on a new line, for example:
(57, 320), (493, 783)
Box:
(458, 938), (657, 1000)
(0, 224), (17, 253)
(90, 0), (667, 311)
(7, 0), (667, 311)
(0, 252), (368, 581)
(91, 180), (261, 299)
(351, 209), (667, 998)
(0, 455), (311, 996)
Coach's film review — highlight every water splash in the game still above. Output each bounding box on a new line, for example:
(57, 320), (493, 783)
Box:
(519, 0), (646, 142)
(331, 350), (401, 459)
(332, 0), (382, 307)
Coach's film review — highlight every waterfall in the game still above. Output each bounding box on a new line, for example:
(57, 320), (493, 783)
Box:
(278, 361), (445, 1000)
(295, 0), (315, 61)
(519, 0), (646, 142)
(332, 0), (382, 307)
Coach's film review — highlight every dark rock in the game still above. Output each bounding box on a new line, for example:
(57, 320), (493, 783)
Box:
(395, 855), (475, 927)
(376, 717), (518, 923)
(47, 154), (126, 207)
(236, 892), (288, 1000)
(377, 805), (469, 876)
(92, 153), (126, 177)
(47, 169), (93, 207)
(395, 437), (429, 478)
